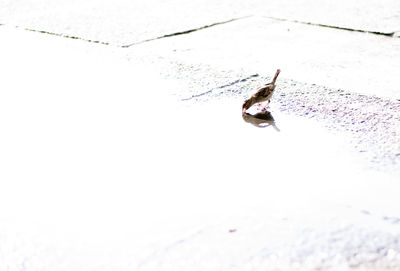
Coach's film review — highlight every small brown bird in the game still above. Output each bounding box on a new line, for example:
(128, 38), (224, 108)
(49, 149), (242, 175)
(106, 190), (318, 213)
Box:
(242, 69), (281, 113)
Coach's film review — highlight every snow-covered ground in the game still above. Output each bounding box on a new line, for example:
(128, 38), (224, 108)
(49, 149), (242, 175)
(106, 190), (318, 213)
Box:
(1, 1), (400, 269)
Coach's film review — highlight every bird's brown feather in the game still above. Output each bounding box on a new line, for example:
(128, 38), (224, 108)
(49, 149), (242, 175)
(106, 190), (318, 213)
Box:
(242, 69), (280, 112)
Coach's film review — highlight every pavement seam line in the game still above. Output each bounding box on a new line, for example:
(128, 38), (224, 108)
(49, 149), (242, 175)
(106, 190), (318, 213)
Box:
(265, 16), (396, 37)
(122, 15), (253, 48)
(3, 16), (252, 48)
(11, 25), (112, 46)
(181, 74), (259, 101)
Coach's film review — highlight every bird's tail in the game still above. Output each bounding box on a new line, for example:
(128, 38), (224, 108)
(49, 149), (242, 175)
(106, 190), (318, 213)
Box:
(272, 69), (281, 84)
